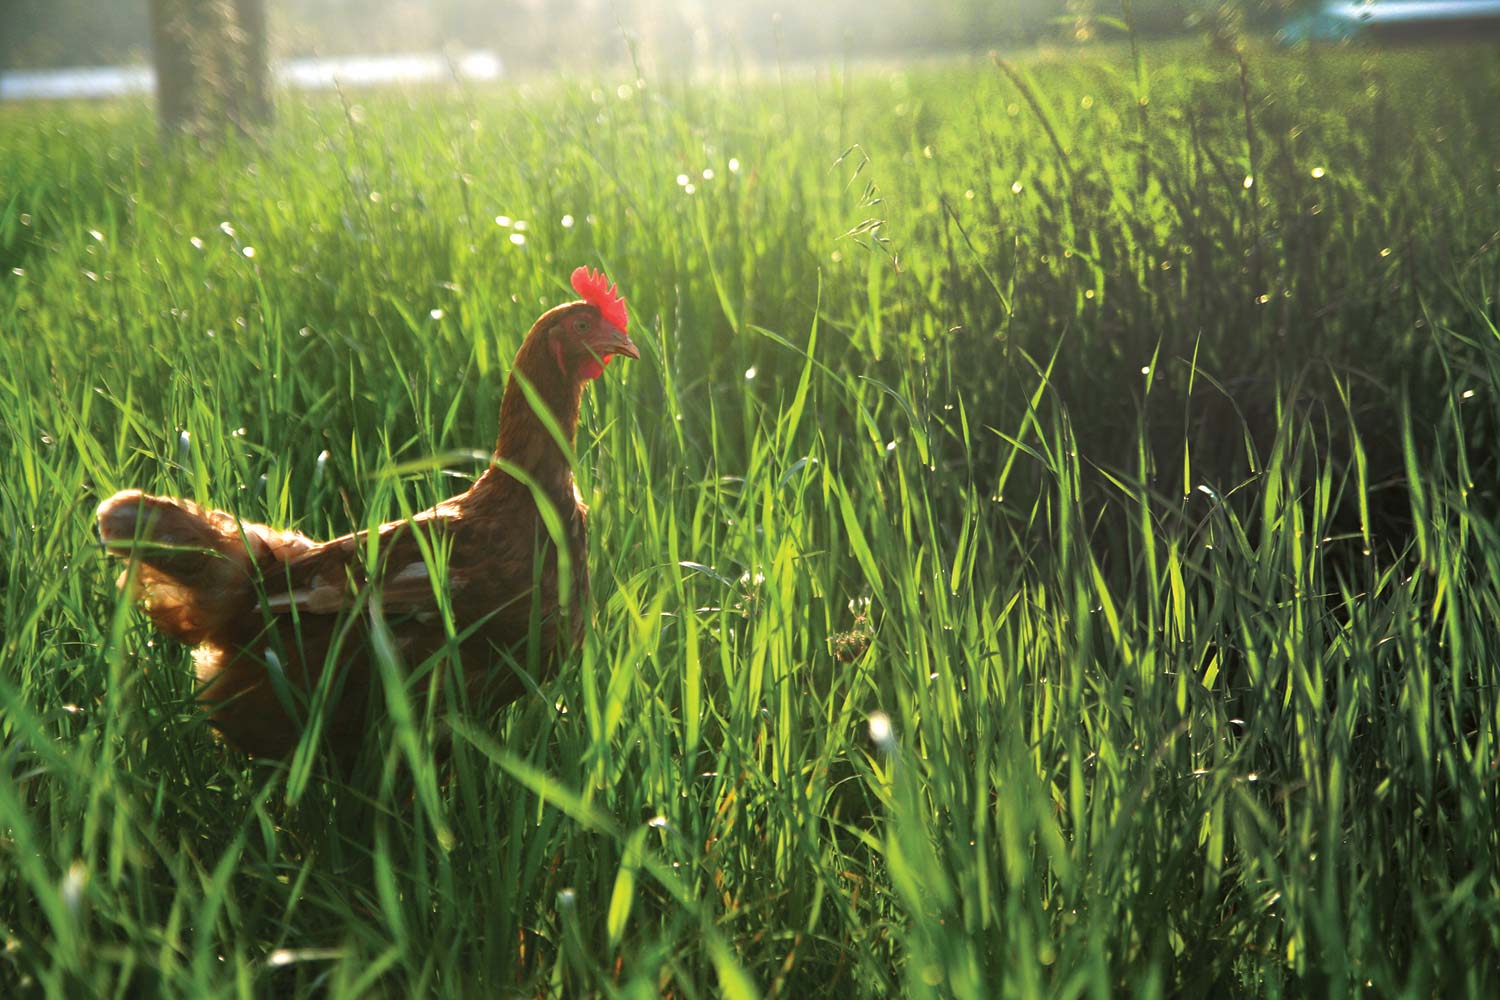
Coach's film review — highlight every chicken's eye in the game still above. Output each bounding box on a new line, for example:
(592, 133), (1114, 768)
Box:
(573, 317), (590, 333)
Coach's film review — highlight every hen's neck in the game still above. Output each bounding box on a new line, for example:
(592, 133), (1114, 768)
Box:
(490, 336), (583, 490)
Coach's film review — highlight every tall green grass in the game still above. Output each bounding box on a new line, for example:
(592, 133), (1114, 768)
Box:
(3, 39), (1500, 995)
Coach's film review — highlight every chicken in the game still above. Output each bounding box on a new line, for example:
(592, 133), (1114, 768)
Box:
(96, 266), (638, 758)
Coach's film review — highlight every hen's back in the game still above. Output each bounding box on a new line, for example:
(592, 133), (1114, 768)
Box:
(96, 489), (319, 644)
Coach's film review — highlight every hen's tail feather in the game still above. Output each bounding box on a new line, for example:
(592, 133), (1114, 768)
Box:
(97, 489), (315, 644)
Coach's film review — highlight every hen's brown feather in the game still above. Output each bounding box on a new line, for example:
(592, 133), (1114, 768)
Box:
(98, 294), (632, 759)
(97, 489), (318, 644)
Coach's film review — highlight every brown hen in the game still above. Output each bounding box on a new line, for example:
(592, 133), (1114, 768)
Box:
(96, 267), (638, 758)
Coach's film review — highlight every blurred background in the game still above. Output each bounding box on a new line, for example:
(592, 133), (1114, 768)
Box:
(4, 0), (1297, 77)
(13, 1), (1500, 123)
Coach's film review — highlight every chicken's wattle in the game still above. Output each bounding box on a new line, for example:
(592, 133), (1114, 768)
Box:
(580, 355), (610, 381)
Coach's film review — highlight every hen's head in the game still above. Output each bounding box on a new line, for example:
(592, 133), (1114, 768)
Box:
(532, 266), (639, 383)
(497, 266), (639, 468)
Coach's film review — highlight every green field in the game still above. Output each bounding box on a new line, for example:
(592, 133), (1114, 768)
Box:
(4, 38), (1500, 996)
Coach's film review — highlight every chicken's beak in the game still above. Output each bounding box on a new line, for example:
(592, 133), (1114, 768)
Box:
(586, 325), (640, 364)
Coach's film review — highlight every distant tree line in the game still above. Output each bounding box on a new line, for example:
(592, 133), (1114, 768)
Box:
(1, 0), (153, 72)
(2, 0), (1308, 74)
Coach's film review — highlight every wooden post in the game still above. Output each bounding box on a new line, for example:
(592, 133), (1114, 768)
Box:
(148, 0), (199, 135)
(148, 0), (272, 138)
(234, 0), (273, 126)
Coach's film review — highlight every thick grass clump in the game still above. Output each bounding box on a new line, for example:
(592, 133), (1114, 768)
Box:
(3, 39), (1500, 996)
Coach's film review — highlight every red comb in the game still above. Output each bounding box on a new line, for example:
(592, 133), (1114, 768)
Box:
(570, 266), (628, 333)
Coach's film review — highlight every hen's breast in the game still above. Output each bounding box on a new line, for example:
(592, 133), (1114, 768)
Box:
(433, 476), (589, 647)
